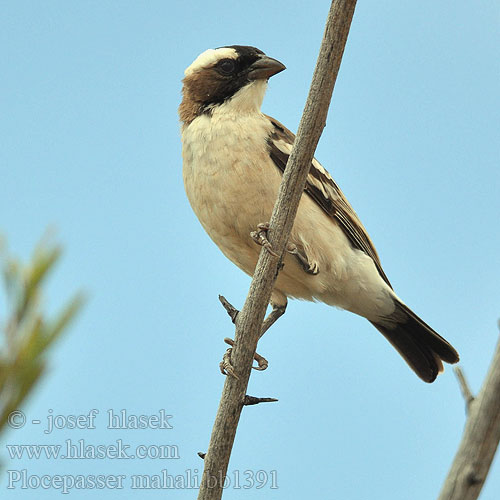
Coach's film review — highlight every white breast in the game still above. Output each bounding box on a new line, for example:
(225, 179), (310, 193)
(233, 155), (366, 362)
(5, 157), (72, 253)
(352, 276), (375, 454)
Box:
(181, 104), (395, 320)
(182, 110), (283, 274)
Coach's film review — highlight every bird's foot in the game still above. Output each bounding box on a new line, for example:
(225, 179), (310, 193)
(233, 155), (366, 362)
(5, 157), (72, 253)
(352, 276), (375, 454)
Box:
(286, 243), (319, 275)
(219, 337), (269, 379)
(251, 222), (279, 257)
(219, 341), (239, 379)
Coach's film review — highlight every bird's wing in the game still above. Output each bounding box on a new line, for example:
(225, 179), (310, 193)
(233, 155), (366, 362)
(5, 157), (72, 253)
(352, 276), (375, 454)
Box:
(265, 114), (392, 289)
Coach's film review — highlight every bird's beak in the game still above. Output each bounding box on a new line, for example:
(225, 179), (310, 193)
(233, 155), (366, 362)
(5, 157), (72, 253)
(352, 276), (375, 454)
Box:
(248, 56), (286, 80)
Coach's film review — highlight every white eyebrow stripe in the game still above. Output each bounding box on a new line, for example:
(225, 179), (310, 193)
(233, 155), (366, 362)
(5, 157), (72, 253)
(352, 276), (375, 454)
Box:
(184, 47), (238, 76)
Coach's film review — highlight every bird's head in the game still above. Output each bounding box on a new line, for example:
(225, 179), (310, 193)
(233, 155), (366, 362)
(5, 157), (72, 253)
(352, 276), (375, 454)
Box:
(179, 45), (285, 125)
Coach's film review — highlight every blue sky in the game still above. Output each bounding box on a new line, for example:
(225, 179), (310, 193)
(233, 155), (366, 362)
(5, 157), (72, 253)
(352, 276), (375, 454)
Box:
(1, 1), (499, 498)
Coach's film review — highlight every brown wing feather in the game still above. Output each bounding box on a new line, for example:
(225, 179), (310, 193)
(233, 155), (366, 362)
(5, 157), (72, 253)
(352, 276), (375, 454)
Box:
(265, 114), (392, 288)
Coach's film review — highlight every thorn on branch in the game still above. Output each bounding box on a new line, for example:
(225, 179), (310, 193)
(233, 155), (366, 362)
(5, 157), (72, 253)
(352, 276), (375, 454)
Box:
(198, 452), (206, 459)
(243, 395), (279, 406)
(218, 295), (239, 323)
(453, 366), (475, 412)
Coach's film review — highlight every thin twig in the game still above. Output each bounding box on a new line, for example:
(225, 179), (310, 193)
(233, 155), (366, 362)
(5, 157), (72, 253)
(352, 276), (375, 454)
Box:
(438, 333), (500, 500)
(197, 2), (358, 499)
(453, 366), (475, 412)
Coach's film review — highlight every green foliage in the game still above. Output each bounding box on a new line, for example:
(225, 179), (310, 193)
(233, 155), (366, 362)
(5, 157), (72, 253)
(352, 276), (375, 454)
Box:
(0, 238), (84, 435)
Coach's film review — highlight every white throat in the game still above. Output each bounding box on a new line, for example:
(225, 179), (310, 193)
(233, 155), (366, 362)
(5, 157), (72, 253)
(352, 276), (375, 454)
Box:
(210, 80), (268, 116)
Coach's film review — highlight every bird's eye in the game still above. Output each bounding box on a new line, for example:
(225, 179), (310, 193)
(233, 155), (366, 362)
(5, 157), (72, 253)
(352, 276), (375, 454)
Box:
(217, 59), (236, 75)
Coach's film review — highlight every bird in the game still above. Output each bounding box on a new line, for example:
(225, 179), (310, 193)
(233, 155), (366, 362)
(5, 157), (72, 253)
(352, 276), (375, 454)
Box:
(179, 45), (459, 383)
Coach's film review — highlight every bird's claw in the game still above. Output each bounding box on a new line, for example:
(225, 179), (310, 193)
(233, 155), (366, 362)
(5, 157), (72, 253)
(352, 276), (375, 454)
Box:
(252, 352), (269, 371)
(251, 222), (279, 257)
(219, 347), (239, 379)
(219, 337), (269, 378)
(287, 243), (319, 275)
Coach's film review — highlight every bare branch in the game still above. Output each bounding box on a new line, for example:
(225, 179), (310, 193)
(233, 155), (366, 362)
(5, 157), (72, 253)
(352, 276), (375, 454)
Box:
(438, 334), (500, 500)
(453, 366), (475, 412)
(197, 2), (357, 499)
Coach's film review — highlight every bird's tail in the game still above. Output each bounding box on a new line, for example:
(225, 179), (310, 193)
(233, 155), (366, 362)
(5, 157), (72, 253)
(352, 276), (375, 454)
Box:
(370, 300), (459, 383)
